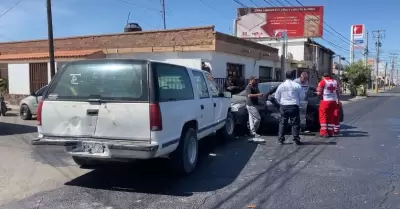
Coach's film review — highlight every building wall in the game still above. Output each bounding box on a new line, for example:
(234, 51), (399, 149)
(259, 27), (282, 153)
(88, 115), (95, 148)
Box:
(256, 38), (307, 61)
(106, 51), (276, 79)
(8, 64), (30, 95)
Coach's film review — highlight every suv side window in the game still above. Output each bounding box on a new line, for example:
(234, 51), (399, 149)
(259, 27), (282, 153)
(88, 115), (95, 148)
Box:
(204, 72), (220, 97)
(192, 71), (210, 99)
(36, 86), (47, 96)
(153, 63), (194, 102)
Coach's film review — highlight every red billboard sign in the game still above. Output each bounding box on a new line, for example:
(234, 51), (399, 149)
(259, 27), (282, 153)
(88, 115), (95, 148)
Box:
(236, 6), (324, 39)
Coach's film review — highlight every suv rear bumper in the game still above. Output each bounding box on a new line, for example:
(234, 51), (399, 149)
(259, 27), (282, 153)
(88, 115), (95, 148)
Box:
(31, 138), (159, 159)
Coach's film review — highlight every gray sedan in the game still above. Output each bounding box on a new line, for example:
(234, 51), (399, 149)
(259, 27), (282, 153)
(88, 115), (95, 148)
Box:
(19, 85), (47, 120)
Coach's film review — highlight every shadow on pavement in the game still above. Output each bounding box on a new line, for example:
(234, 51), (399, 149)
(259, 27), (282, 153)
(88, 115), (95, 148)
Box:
(302, 141), (337, 145)
(339, 130), (369, 138)
(65, 136), (258, 196)
(0, 121), (37, 135)
(2, 112), (19, 117)
(340, 124), (357, 130)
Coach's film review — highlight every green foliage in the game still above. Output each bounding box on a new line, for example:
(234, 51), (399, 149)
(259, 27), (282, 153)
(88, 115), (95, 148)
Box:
(341, 60), (371, 96)
(341, 60), (371, 86)
(0, 78), (8, 94)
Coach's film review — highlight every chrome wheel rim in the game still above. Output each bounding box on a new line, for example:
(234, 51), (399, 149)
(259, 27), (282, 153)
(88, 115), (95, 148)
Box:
(225, 117), (234, 135)
(20, 108), (27, 116)
(187, 136), (197, 164)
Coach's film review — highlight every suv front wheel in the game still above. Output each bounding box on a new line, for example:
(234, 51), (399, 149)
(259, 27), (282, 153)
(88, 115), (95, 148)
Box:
(217, 112), (235, 140)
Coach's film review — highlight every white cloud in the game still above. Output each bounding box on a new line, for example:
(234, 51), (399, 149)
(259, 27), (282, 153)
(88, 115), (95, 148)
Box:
(0, 0), (74, 41)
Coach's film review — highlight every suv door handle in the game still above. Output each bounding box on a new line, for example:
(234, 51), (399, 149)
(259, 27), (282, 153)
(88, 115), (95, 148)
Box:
(200, 105), (204, 110)
(86, 109), (99, 116)
(213, 103), (216, 107)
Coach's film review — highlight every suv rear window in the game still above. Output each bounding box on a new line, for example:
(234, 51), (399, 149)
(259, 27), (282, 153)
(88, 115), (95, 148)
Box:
(46, 60), (148, 101)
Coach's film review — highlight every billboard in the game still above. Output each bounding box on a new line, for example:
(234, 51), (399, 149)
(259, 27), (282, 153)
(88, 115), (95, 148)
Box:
(351, 24), (365, 50)
(236, 6), (324, 39)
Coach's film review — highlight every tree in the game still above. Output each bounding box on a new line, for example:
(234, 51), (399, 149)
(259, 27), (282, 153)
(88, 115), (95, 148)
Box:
(341, 60), (372, 96)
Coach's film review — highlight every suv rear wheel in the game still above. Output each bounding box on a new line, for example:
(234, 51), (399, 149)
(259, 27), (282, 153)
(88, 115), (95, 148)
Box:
(170, 127), (198, 175)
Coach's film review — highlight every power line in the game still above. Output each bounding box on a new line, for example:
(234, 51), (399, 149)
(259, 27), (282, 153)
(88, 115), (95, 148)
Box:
(293, 0), (353, 45)
(0, 0), (22, 19)
(115, 0), (163, 13)
(274, 0), (349, 53)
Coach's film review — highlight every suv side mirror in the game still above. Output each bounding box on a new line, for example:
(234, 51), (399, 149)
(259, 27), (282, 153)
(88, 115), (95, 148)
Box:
(223, 92), (232, 98)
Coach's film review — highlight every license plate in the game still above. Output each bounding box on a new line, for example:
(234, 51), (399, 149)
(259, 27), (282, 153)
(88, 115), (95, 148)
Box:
(82, 142), (105, 154)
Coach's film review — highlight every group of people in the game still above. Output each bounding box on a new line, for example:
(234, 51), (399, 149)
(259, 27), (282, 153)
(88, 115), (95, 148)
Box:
(244, 71), (342, 145)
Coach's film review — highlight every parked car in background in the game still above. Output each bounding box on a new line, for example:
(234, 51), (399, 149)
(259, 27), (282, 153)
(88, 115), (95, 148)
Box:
(19, 85), (47, 120)
(31, 59), (235, 175)
(230, 82), (344, 133)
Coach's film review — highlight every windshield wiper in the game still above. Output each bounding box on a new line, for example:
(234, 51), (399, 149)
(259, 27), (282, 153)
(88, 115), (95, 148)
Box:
(88, 95), (103, 103)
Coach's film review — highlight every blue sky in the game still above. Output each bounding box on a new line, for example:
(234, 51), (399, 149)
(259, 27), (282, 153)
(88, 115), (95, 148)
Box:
(0, 0), (398, 64)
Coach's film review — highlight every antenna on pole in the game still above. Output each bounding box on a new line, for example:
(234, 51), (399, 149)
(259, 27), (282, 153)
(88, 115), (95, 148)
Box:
(161, 0), (166, 29)
(126, 12), (131, 24)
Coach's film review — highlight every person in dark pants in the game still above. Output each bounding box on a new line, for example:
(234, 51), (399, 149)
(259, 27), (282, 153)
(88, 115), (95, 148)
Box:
(274, 70), (304, 145)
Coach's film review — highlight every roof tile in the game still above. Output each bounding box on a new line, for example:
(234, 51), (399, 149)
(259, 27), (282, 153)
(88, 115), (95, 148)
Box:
(0, 49), (103, 61)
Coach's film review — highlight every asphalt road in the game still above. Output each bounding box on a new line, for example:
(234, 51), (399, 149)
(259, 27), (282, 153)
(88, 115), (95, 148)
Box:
(1, 90), (400, 209)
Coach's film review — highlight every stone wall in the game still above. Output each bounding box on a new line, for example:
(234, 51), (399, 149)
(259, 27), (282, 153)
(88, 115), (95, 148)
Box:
(0, 26), (216, 55)
(7, 94), (28, 105)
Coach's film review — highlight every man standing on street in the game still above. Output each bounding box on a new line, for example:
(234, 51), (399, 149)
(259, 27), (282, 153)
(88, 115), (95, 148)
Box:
(294, 72), (309, 91)
(316, 72), (340, 137)
(275, 70), (304, 145)
(245, 76), (265, 143)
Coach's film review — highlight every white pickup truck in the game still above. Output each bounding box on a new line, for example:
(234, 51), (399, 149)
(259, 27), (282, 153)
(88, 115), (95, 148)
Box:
(32, 59), (235, 175)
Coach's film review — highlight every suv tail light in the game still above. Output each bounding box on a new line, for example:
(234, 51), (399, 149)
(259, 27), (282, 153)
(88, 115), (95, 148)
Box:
(37, 101), (44, 125)
(149, 103), (162, 131)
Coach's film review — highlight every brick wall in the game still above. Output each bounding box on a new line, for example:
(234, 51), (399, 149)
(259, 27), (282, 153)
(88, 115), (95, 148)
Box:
(0, 26), (216, 55)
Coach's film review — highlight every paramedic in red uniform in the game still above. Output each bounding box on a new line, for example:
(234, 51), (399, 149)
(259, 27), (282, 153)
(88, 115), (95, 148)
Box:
(316, 73), (340, 137)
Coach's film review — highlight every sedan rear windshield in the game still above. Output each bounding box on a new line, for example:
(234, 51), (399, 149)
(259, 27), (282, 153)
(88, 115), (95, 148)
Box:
(46, 60), (148, 101)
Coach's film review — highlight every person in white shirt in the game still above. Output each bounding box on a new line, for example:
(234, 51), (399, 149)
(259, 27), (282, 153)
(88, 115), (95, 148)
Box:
(275, 70), (304, 145)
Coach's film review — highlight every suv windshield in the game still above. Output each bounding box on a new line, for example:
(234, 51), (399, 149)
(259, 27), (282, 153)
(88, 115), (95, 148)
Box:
(46, 60), (148, 101)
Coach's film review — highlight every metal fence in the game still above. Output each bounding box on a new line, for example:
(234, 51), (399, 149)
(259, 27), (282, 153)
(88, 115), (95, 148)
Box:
(214, 78), (283, 92)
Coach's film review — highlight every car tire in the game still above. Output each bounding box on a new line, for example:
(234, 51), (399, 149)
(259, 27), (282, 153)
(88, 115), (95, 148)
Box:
(170, 127), (198, 175)
(20, 104), (32, 120)
(217, 112), (235, 141)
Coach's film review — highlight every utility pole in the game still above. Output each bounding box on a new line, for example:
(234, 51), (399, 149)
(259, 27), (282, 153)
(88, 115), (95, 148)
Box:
(281, 31), (287, 73)
(363, 31), (370, 89)
(389, 53), (397, 88)
(384, 62), (388, 90)
(372, 30), (385, 93)
(46, 0), (56, 78)
(161, 0), (166, 29)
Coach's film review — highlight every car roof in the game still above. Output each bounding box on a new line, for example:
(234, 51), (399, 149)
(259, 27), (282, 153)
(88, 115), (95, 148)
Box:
(62, 58), (207, 74)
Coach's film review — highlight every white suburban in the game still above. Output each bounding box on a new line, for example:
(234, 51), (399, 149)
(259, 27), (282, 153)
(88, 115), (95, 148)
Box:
(32, 59), (235, 175)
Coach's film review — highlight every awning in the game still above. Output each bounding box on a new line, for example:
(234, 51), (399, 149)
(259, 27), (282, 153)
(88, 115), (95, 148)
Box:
(0, 49), (105, 61)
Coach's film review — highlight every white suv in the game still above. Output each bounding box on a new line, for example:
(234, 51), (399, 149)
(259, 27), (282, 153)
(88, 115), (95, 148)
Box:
(32, 59), (235, 175)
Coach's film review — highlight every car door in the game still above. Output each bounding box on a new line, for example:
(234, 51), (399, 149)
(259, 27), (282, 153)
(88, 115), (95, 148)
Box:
(191, 70), (214, 138)
(204, 72), (229, 132)
(299, 85), (309, 126)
